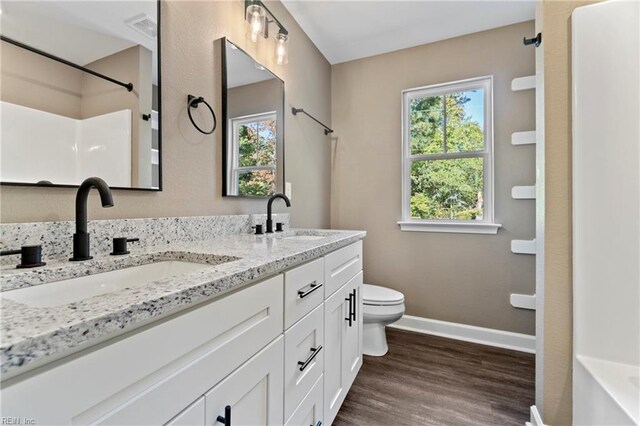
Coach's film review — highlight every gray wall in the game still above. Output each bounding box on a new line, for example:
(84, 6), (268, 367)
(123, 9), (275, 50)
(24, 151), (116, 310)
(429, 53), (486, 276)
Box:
(540, 1), (601, 423)
(331, 21), (536, 334)
(0, 0), (332, 230)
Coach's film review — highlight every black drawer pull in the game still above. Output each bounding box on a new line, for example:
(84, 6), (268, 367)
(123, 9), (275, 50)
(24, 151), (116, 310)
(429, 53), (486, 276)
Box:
(216, 405), (231, 426)
(311, 422), (322, 426)
(345, 292), (353, 327)
(298, 345), (323, 371)
(298, 281), (323, 298)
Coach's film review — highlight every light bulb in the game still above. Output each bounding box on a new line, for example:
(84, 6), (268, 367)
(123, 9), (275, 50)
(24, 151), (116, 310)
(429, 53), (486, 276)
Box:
(245, 4), (265, 43)
(276, 41), (286, 63)
(250, 11), (261, 42)
(275, 32), (289, 65)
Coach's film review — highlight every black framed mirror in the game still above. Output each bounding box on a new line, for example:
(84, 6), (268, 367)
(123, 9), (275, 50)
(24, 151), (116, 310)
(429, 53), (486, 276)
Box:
(221, 38), (284, 198)
(0, 0), (162, 191)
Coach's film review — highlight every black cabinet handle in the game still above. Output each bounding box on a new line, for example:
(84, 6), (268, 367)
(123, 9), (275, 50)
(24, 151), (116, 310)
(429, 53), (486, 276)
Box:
(298, 281), (323, 299)
(311, 422), (322, 426)
(345, 293), (353, 327)
(298, 345), (323, 371)
(216, 405), (231, 426)
(351, 289), (357, 322)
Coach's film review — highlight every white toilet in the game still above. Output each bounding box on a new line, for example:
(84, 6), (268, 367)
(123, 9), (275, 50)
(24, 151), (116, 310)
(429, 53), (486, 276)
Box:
(362, 284), (405, 356)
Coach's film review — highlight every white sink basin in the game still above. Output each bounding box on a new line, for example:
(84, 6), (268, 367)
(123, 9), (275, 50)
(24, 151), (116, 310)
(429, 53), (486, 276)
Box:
(276, 230), (338, 241)
(2, 261), (210, 308)
(282, 235), (326, 241)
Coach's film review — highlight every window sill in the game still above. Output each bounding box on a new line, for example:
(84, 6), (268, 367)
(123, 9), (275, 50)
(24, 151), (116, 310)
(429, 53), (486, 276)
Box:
(397, 221), (502, 235)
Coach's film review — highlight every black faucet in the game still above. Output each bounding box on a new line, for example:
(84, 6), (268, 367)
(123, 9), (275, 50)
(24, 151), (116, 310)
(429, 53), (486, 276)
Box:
(70, 177), (114, 261)
(266, 193), (291, 233)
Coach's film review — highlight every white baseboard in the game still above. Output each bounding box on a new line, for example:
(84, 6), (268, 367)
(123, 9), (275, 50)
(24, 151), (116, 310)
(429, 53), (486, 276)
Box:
(530, 405), (545, 426)
(389, 315), (536, 353)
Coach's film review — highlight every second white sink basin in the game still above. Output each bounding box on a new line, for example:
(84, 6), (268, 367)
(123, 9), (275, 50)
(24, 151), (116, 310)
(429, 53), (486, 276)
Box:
(2, 261), (211, 308)
(282, 235), (326, 241)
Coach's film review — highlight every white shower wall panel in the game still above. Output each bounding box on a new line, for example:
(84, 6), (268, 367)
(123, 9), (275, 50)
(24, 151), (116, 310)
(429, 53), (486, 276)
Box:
(0, 101), (131, 187)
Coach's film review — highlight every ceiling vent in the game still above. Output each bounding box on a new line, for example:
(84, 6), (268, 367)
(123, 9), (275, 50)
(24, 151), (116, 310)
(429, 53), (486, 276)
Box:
(125, 13), (157, 39)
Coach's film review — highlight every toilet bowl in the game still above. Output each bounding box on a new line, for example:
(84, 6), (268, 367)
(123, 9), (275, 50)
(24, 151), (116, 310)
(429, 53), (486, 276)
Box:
(362, 284), (405, 356)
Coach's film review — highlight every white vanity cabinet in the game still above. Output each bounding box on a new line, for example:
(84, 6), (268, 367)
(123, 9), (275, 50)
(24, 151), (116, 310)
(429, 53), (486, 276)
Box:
(205, 337), (284, 426)
(1, 240), (364, 426)
(323, 271), (364, 425)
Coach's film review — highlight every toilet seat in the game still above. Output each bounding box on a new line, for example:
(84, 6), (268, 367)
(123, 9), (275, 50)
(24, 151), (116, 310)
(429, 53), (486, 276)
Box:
(363, 284), (404, 306)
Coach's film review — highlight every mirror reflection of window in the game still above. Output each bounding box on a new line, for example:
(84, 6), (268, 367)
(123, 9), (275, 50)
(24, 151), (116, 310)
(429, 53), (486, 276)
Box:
(229, 112), (277, 197)
(222, 38), (284, 198)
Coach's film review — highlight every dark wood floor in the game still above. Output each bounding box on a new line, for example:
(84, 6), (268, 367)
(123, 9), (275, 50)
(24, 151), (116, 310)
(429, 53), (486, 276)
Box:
(334, 328), (535, 426)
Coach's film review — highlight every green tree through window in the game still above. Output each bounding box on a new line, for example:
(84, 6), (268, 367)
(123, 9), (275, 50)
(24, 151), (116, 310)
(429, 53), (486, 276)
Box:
(407, 83), (488, 221)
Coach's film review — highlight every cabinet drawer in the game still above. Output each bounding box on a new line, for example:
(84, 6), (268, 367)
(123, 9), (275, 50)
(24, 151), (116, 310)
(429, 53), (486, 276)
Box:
(285, 375), (324, 426)
(324, 241), (362, 297)
(2, 275), (284, 425)
(205, 337), (284, 426)
(284, 258), (325, 329)
(165, 397), (204, 426)
(284, 304), (324, 420)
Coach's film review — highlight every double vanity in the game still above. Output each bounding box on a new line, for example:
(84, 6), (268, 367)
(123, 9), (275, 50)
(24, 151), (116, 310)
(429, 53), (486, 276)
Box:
(0, 216), (365, 425)
(1, 2), (356, 421)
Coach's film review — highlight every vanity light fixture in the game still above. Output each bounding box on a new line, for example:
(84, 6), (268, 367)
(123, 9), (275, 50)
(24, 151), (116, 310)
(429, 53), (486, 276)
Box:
(244, 0), (289, 65)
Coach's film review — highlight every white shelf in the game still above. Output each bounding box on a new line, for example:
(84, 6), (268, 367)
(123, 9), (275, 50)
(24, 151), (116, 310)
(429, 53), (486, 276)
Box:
(511, 239), (536, 255)
(511, 76), (536, 91)
(512, 186), (536, 200)
(511, 131), (536, 145)
(510, 293), (536, 310)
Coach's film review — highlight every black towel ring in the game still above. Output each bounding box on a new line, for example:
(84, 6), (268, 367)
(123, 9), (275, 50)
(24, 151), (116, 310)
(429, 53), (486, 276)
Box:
(187, 94), (217, 134)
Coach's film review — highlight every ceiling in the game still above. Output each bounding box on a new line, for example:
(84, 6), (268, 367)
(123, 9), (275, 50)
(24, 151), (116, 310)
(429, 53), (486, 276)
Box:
(281, 0), (536, 64)
(1, 1), (158, 83)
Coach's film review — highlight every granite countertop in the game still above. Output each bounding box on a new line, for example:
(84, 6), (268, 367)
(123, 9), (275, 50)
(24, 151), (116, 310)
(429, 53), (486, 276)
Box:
(0, 229), (366, 378)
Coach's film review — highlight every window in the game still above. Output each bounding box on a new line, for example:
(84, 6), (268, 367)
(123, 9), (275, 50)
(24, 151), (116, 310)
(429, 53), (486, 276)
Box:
(227, 112), (277, 197)
(399, 76), (500, 234)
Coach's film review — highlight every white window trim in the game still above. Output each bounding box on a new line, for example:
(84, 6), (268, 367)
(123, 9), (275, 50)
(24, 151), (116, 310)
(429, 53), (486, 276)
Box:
(398, 76), (501, 235)
(227, 111), (277, 196)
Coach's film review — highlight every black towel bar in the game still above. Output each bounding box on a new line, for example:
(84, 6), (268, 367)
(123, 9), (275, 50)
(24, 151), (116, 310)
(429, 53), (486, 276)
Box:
(292, 107), (333, 135)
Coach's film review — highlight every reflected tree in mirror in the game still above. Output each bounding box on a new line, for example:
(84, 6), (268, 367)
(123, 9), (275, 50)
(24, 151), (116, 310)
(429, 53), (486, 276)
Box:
(235, 114), (277, 196)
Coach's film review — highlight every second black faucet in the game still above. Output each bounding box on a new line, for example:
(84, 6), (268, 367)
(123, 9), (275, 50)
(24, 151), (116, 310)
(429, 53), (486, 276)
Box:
(266, 193), (291, 233)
